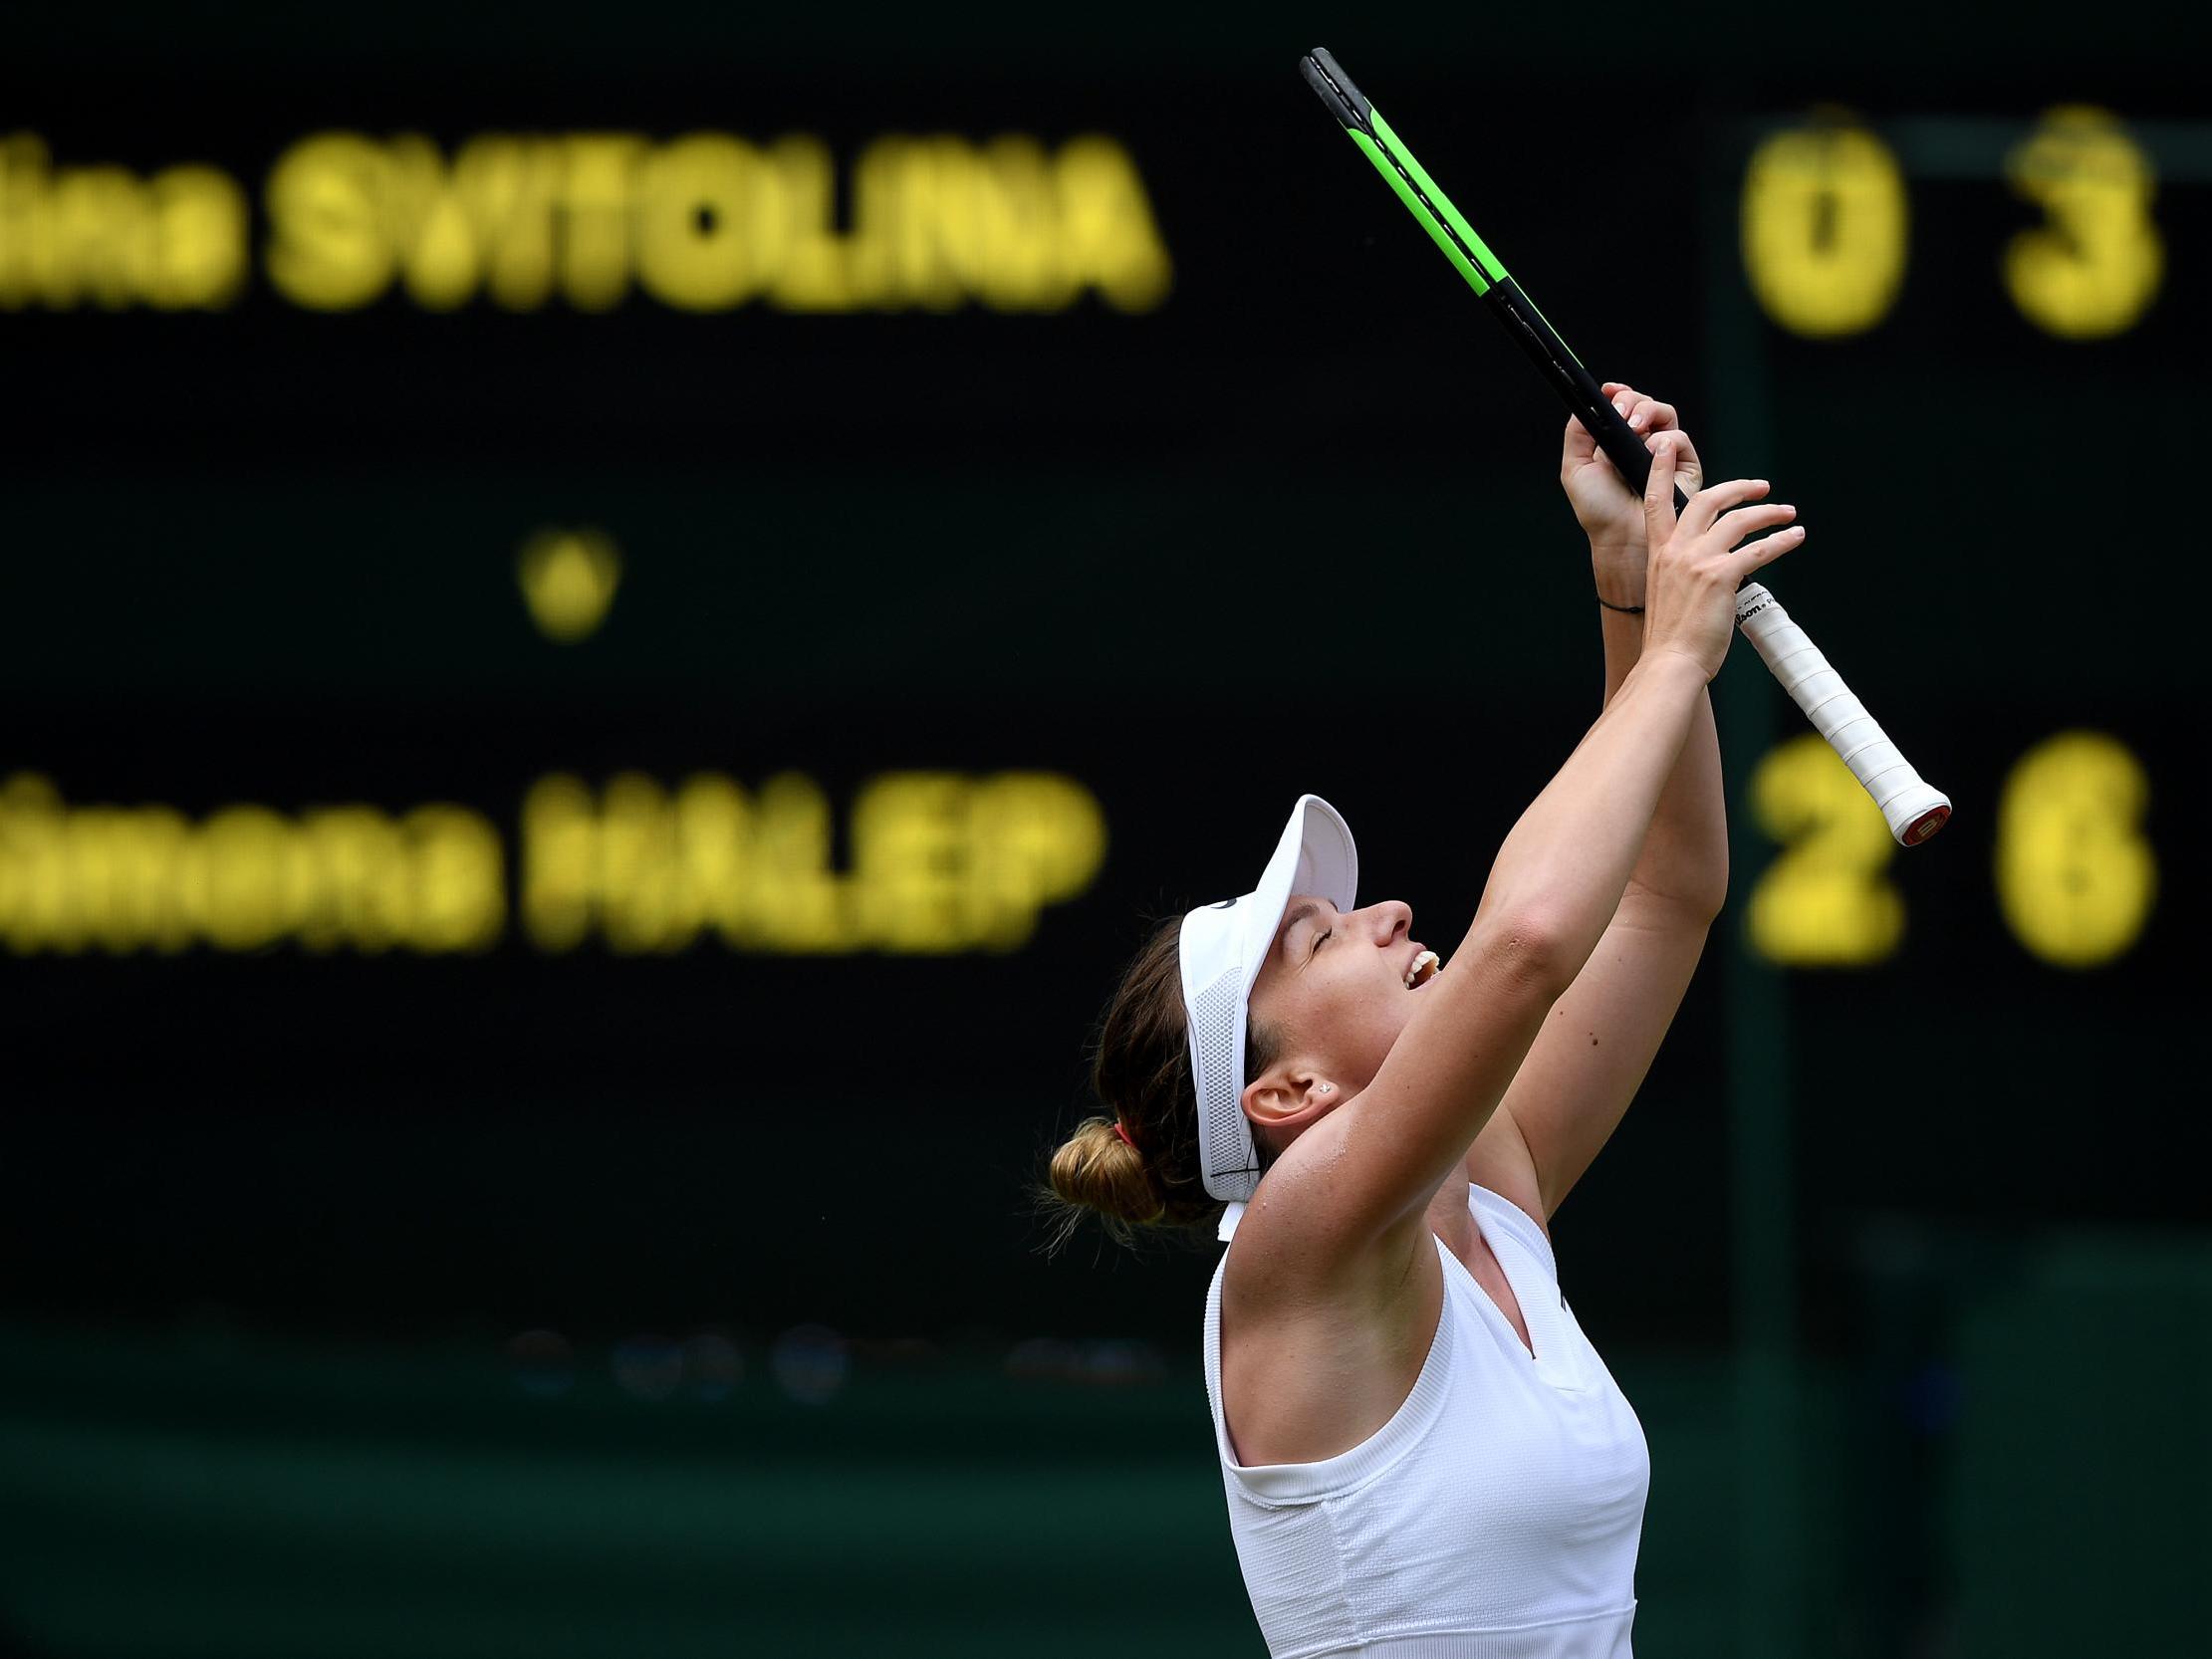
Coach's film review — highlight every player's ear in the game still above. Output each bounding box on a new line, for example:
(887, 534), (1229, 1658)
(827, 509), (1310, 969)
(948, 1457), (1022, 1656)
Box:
(1242, 1066), (1334, 1133)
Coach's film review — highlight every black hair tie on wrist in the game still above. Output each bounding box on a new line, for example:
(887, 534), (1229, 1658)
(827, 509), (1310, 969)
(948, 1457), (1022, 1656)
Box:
(1597, 595), (1645, 614)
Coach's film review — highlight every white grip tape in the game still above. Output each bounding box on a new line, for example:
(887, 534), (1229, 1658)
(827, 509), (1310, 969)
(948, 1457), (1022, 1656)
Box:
(1733, 583), (1951, 846)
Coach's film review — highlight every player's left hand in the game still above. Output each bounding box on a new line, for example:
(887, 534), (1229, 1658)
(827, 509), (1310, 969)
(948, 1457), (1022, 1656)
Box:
(1561, 383), (1704, 600)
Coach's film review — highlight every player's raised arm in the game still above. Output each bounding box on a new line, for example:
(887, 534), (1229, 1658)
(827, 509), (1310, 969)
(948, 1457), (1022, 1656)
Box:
(1237, 435), (1803, 1266)
(1464, 392), (1736, 1220)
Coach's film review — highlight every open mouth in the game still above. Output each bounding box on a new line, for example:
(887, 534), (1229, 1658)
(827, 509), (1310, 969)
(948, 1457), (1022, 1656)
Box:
(1402, 949), (1441, 990)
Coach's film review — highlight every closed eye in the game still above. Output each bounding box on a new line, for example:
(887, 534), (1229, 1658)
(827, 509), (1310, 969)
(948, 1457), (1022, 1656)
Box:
(1310, 928), (1333, 957)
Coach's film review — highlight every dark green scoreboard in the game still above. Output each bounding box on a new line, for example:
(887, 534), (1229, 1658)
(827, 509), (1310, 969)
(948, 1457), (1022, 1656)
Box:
(2, 7), (2204, 1366)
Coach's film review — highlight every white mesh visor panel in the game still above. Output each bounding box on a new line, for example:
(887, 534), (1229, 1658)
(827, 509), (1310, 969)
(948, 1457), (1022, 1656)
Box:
(1192, 970), (1258, 1199)
(1179, 796), (1357, 1204)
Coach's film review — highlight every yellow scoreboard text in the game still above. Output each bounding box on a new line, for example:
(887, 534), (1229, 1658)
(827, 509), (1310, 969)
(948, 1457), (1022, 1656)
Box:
(0, 739), (2158, 969)
(1748, 730), (2154, 969)
(0, 129), (1171, 315)
(0, 769), (1106, 956)
(1743, 106), (2165, 341)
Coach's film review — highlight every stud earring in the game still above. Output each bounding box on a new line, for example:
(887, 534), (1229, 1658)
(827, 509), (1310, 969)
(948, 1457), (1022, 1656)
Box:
(1316, 1082), (1335, 1094)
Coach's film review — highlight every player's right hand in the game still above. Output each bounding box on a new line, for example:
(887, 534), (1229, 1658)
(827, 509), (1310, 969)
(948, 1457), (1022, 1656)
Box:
(1638, 433), (1804, 682)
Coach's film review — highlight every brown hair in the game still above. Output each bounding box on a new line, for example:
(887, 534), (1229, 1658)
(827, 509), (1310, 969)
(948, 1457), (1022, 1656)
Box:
(1041, 916), (1282, 1253)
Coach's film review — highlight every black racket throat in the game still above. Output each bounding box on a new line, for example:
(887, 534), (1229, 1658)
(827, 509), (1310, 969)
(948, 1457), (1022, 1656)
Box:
(1483, 281), (1689, 513)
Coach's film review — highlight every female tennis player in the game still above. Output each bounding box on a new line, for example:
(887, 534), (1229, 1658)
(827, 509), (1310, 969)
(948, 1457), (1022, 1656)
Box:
(1045, 387), (1801, 1658)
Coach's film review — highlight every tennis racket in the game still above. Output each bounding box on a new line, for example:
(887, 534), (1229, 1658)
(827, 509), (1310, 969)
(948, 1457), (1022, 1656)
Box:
(1299, 47), (1951, 847)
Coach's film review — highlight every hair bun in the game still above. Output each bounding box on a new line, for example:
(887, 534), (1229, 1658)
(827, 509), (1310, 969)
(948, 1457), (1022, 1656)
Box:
(1048, 1115), (1165, 1230)
(1039, 915), (1225, 1254)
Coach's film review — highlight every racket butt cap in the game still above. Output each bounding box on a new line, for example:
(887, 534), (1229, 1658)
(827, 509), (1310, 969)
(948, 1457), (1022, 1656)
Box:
(1899, 800), (1952, 847)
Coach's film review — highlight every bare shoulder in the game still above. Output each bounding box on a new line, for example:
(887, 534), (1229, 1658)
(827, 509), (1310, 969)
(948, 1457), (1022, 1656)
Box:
(1220, 1125), (1431, 1308)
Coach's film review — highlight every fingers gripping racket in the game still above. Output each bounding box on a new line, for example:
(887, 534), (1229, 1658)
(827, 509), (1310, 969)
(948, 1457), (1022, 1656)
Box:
(1299, 48), (1952, 847)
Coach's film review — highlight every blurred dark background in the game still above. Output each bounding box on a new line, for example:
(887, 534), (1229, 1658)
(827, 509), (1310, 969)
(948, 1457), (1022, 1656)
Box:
(1, 3), (2205, 1655)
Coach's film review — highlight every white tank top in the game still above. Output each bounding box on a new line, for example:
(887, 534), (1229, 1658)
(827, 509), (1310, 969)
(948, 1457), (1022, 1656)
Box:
(1202, 1182), (1650, 1659)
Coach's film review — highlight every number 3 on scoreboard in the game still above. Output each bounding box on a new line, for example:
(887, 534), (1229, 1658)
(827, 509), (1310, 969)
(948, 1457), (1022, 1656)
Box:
(2004, 106), (2164, 341)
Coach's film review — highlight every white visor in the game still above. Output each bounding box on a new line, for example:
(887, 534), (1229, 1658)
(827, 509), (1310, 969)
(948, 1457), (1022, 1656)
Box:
(1179, 795), (1357, 1215)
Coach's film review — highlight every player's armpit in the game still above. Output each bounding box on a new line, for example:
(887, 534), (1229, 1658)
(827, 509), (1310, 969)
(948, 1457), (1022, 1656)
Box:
(1464, 1102), (1549, 1239)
